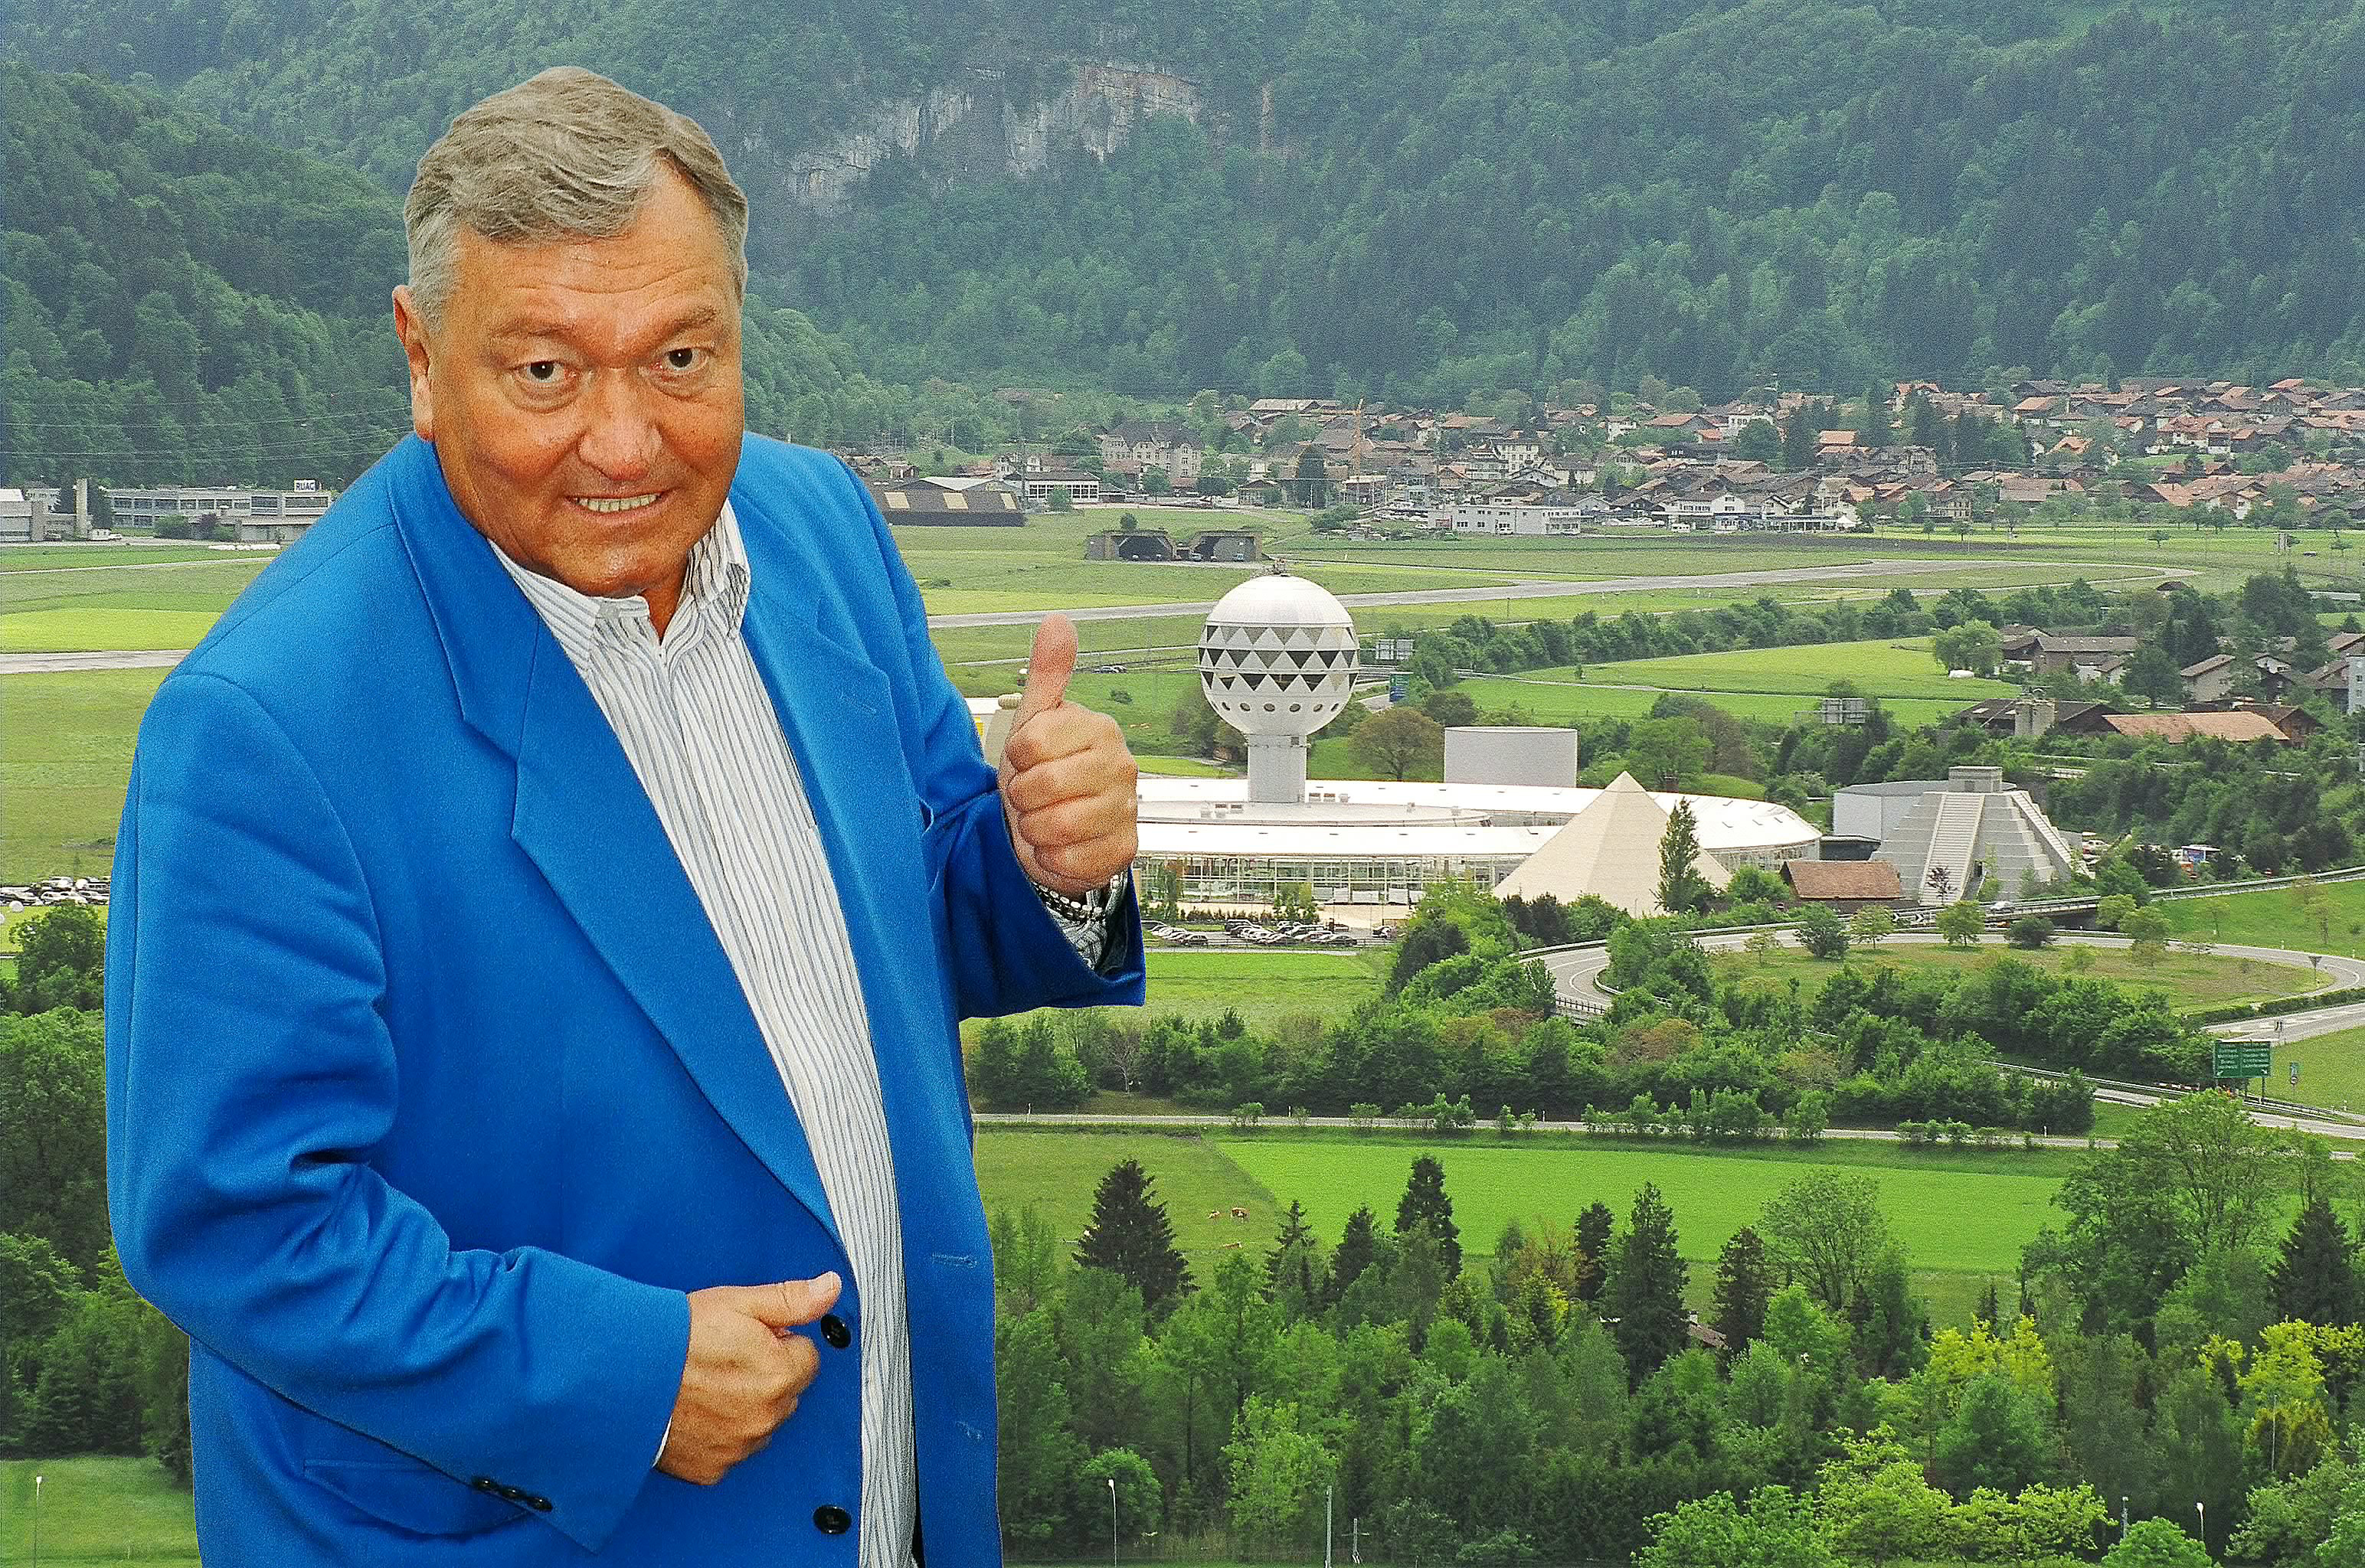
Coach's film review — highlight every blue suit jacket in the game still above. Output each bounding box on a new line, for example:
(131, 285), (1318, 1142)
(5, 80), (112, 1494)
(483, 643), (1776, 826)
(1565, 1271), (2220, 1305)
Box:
(104, 435), (1142, 1563)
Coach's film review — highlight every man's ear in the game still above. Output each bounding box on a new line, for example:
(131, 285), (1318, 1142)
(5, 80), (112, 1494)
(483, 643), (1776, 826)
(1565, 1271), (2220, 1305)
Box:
(391, 286), (436, 443)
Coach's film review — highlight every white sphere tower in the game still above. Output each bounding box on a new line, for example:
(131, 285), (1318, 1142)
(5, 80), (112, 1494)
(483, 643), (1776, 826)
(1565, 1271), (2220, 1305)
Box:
(1199, 566), (1360, 804)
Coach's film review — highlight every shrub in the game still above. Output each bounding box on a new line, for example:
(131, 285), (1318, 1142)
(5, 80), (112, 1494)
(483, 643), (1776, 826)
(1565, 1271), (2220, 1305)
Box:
(2006, 916), (2057, 949)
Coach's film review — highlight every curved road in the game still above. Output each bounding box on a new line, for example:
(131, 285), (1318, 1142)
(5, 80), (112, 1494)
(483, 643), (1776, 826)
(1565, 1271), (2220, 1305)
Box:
(1538, 929), (2365, 1138)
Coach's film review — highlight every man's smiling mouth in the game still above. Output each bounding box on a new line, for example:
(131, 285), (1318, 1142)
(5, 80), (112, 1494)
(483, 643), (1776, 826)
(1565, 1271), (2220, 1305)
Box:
(575, 493), (661, 514)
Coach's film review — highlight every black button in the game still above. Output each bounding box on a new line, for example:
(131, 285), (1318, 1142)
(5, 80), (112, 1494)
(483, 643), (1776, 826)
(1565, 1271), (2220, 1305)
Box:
(499, 1485), (527, 1502)
(814, 1504), (852, 1535)
(471, 1477), (499, 1494)
(819, 1313), (852, 1349)
(525, 1495), (553, 1513)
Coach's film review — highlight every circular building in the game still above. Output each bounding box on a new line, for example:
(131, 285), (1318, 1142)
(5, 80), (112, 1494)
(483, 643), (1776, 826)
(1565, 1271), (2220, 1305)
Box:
(1197, 568), (1360, 802)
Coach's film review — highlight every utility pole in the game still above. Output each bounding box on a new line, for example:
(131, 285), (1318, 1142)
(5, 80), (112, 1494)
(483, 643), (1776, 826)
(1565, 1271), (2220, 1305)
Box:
(1325, 1485), (1333, 1568)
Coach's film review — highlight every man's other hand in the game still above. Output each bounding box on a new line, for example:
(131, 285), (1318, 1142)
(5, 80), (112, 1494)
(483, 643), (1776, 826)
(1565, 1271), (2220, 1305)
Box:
(659, 1272), (841, 1485)
(999, 613), (1140, 896)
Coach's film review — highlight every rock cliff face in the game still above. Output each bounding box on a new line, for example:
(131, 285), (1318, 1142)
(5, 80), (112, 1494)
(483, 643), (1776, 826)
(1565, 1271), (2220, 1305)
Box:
(720, 59), (1204, 235)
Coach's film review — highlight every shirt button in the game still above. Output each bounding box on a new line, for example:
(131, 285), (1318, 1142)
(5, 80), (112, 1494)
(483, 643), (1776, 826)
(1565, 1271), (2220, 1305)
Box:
(819, 1313), (852, 1350)
(814, 1504), (852, 1535)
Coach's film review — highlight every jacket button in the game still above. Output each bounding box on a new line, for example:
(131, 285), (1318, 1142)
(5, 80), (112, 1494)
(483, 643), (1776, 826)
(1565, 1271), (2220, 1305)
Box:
(819, 1313), (852, 1350)
(814, 1504), (852, 1534)
(470, 1477), (499, 1494)
(525, 1495), (553, 1513)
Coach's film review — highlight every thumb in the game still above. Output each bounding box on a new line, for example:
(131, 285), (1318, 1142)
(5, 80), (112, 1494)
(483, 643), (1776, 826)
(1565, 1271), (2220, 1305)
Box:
(1013, 613), (1078, 728)
(739, 1272), (842, 1331)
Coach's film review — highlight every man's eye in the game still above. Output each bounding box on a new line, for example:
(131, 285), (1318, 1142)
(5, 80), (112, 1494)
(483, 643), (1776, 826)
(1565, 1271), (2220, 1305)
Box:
(665, 348), (700, 370)
(523, 361), (561, 383)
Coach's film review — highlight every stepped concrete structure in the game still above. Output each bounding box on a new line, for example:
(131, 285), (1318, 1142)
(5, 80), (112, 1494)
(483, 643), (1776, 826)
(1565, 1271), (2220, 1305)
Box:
(1491, 773), (1732, 916)
(1866, 766), (2079, 904)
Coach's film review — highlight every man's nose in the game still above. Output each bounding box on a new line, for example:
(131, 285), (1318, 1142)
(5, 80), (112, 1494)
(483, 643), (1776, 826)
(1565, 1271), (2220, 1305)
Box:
(576, 371), (661, 482)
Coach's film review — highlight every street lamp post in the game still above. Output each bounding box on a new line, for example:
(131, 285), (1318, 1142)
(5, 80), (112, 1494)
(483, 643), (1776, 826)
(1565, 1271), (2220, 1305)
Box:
(1108, 1475), (1117, 1568)
(2197, 1501), (2206, 1550)
(1325, 1485), (1334, 1568)
(31, 1473), (44, 1564)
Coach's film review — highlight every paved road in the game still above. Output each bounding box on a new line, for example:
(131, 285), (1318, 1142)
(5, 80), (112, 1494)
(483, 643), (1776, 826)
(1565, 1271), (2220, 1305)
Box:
(0, 649), (188, 674)
(4, 556), (2174, 668)
(922, 557), (2177, 629)
(973, 1109), (2117, 1151)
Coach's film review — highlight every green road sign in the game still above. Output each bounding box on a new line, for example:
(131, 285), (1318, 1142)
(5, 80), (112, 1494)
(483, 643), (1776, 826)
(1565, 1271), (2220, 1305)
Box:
(2213, 1041), (2272, 1080)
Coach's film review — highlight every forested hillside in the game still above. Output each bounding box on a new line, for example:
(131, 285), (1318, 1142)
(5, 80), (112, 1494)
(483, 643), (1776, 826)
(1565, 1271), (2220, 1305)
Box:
(0, 63), (1025, 485)
(10, 0), (2364, 409)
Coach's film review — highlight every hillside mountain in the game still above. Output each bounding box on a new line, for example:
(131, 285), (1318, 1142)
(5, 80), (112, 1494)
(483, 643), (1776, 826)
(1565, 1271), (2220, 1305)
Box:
(0, 63), (1016, 486)
(9, 2), (2365, 411)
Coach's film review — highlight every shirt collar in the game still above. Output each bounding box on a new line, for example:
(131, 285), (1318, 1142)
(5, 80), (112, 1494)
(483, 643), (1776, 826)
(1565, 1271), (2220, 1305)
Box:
(488, 501), (751, 659)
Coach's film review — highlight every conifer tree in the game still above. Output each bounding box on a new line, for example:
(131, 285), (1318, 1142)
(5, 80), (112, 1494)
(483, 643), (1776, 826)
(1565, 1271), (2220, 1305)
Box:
(1327, 1205), (1379, 1305)
(1574, 1200), (1614, 1304)
(1710, 1226), (1771, 1354)
(1395, 1155), (1462, 1277)
(1657, 801), (1712, 916)
(1074, 1158), (1191, 1317)
(1604, 1182), (1688, 1385)
(1265, 1199), (1326, 1317)
(2269, 1197), (2357, 1327)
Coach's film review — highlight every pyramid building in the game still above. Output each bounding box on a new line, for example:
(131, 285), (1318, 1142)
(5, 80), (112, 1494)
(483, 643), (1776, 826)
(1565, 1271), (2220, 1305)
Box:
(1873, 766), (2078, 904)
(1492, 773), (1732, 916)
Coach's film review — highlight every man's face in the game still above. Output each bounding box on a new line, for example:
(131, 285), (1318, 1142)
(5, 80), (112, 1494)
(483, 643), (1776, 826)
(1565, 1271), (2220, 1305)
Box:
(392, 167), (744, 627)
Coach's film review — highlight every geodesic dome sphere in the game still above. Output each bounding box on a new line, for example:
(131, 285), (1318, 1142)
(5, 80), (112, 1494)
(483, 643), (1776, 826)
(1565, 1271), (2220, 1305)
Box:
(1198, 571), (1360, 737)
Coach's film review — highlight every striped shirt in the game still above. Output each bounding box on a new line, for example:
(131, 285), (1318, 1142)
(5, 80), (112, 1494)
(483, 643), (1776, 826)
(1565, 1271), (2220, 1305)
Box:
(493, 504), (917, 1564)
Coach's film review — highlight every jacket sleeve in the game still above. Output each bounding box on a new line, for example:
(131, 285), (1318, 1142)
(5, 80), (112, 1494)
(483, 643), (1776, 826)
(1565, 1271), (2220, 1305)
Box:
(830, 456), (1145, 1019)
(106, 671), (687, 1553)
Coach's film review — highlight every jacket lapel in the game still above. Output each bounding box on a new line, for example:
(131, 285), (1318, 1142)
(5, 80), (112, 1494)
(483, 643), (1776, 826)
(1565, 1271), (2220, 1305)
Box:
(384, 438), (839, 1245)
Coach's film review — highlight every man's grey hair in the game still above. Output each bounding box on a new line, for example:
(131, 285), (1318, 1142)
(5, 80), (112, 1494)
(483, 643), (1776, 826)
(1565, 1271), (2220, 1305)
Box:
(404, 67), (749, 325)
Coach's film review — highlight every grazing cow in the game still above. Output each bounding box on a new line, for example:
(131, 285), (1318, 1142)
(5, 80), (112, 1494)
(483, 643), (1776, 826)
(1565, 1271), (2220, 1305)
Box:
(1229, 1206), (1249, 1220)
(1207, 1210), (1222, 1220)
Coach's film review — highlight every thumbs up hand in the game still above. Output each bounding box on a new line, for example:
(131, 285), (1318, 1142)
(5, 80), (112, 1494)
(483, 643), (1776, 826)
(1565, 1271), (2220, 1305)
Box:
(999, 613), (1139, 897)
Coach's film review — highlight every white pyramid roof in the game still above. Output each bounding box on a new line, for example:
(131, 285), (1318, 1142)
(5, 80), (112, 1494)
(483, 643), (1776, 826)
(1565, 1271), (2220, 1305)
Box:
(1492, 773), (1731, 916)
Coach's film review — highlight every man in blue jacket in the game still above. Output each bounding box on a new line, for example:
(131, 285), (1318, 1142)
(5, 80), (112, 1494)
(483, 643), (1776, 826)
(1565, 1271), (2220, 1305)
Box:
(105, 67), (1143, 1564)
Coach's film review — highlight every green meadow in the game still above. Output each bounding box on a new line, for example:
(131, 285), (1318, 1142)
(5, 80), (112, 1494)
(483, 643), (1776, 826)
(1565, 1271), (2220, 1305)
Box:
(974, 1128), (2077, 1328)
(0, 668), (166, 884)
(2269, 1023), (2365, 1113)
(1714, 940), (2324, 1011)
(2161, 877), (2365, 958)
(0, 1456), (201, 1565)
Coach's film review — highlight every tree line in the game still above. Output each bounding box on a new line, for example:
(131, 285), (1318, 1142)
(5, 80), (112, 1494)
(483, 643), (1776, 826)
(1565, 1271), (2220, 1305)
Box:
(973, 882), (2109, 1138)
(997, 1086), (2364, 1564)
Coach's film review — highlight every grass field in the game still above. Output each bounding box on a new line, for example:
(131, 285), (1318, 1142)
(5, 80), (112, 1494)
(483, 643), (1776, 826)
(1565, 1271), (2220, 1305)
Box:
(1, 669), (165, 884)
(0, 554), (270, 616)
(2, 608), (221, 652)
(1542, 637), (2018, 701)
(2270, 1024), (2365, 1113)
(970, 949), (1388, 1043)
(976, 1127), (2075, 1328)
(976, 1129), (1277, 1272)
(2162, 878), (2365, 959)
(1447, 675), (1975, 730)
(1211, 1135), (2061, 1274)
(1714, 940), (2324, 1011)
(0, 1456), (200, 1565)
